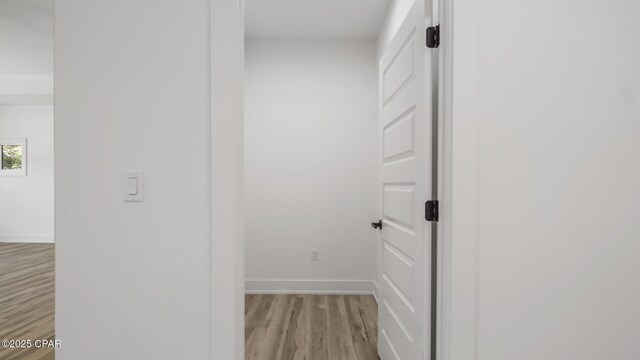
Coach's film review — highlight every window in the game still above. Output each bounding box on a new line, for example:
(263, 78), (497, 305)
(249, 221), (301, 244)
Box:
(0, 138), (27, 176)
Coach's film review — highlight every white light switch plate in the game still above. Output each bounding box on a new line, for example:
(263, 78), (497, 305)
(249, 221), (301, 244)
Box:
(311, 249), (319, 261)
(124, 170), (144, 202)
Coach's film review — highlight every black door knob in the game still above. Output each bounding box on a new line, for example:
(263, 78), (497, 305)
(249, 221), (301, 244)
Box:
(371, 220), (382, 230)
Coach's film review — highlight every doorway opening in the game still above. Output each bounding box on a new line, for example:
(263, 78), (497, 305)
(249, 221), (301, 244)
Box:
(0, 0), (55, 359)
(242, 0), (436, 358)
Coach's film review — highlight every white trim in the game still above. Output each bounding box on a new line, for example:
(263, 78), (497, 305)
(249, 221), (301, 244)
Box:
(245, 279), (379, 296)
(0, 76), (53, 95)
(438, 0), (480, 358)
(0, 95), (53, 105)
(372, 280), (380, 303)
(0, 234), (54, 243)
(438, 0), (454, 358)
(210, 1), (245, 360)
(426, 1), (440, 359)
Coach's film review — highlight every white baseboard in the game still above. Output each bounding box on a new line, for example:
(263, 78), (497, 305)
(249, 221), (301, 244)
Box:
(246, 279), (379, 297)
(0, 234), (54, 243)
(372, 281), (379, 304)
(0, 94), (53, 105)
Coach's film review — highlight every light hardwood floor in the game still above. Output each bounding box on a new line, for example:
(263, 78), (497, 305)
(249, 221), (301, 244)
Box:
(0, 244), (380, 360)
(245, 294), (380, 360)
(0, 243), (55, 360)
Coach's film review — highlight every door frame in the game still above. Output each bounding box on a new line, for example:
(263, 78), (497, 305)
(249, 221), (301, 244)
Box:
(210, 0), (245, 359)
(436, 0), (478, 358)
(436, 0), (453, 356)
(208, 0), (457, 359)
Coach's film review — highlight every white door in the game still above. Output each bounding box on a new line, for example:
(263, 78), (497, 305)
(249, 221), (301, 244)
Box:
(377, 1), (432, 359)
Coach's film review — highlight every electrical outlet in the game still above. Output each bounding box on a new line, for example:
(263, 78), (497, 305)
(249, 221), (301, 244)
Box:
(310, 249), (319, 261)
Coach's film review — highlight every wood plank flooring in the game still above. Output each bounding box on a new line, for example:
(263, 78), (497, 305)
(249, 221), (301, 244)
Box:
(245, 294), (380, 360)
(0, 244), (379, 360)
(0, 243), (55, 360)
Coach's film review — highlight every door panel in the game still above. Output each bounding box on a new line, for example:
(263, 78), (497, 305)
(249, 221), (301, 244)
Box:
(378, 1), (430, 359)
(381, 299), (414, 360)
(383, 35), (416, 105)
(383, 109), (415, 162)
(384, 184), (415, 228)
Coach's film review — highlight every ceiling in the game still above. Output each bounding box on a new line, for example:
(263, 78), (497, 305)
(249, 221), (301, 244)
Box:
(0, 0), (53, 76)
(0, 0), (389, 76)
(245, 0), (390, 40)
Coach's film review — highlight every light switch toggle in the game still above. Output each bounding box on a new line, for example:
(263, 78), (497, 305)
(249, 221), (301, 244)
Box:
(127, 176), (138, 195)
(124, 170), (144, 202)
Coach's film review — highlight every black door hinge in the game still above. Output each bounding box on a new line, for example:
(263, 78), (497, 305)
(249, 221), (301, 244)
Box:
(426, 25), (440, 48)
(425, 200), (439, 222)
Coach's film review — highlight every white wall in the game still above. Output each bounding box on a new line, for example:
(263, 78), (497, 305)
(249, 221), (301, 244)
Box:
(0, 0), (53, 77)
(244, 40), (379, 292)
(447, 0), (640, 359)
(55, 0), (212, 359)
(0, 105), (54, 243)
(0, 0), (54, 105)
